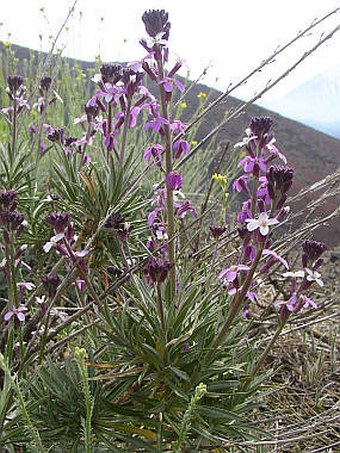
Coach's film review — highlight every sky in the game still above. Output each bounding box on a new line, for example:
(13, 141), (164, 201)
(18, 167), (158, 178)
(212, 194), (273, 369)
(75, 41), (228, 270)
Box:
(1, 0), (339, 105)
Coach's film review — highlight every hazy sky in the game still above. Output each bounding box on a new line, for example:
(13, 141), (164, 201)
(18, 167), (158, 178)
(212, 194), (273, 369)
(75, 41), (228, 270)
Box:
(1, 0), (339, 103)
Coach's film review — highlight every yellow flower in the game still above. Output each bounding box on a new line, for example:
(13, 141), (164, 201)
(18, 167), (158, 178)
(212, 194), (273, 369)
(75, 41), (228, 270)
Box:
(191, 140), (198, 146)
(212, 173), (227, 185)
(197, 92), (207, 99)
(179, 101), (187, 109)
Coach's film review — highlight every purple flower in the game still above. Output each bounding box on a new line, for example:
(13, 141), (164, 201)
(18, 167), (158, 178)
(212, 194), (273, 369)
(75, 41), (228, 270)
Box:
(43, 232), (65, 253)
(75, 279), (86, 292)
(219, 264), (250, 282)
(170, 120), (186, 136)
(238, 155), (267, 175)
(167, 171), (183, 190)
(237, 200), (252, 224)
(144, 143), (165, 167)
(299, 295), (317, 310)
(17, 281), (35, 291)
(275, 294), (297, 313)
(143, 256), (174, 284)
(158, 77), (185, 101)
(174, 200), (197, 219)
(232, 175), (250, 194)
(28, 123), (37, 135)
(259, 248), (289, 273)
(121, 67), (144, 99)
(47, 128), (64, 144)
(84, 103), (100, 122)
(4, 305), (28, 322)
(144, 115), (169, 134)
(104, 212), (133, 242)
(173, 138), (189, 159)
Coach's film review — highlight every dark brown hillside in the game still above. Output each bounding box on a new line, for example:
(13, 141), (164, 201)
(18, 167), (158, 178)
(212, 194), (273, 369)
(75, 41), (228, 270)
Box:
(2, 42), (339, 243)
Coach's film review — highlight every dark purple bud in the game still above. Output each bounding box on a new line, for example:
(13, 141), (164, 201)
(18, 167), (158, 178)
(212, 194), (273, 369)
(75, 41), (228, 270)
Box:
(47, 128), (64, 144)
(168, 61), (182, 78)
(7, 75), (24, 94)
(84, 103), (100, 122)
(107, 266), (123, 278)
(302, 240), (327, 268)
(104, 213), (132, 241)
(121, 68), (144, 98)
(40, 76), (52, 92)
(100, 63), (122, 84)
(312, 258), (324, 271)
(41, 273), (61, 298)
(257, 198), (266, 213)
(142, 9), (170, 40)
(0, 211), (25, 231)
(45, 211), (71, 234)
(0, 189), (18, 211)
(249, 116), (273, 138)
(267, 165), (294, 200)
(49, 193), (60, 201)
(237, 226), (248, 240)
(64, 137), (78, 147)
(143, 256), (174, 284)
(276, 206), (290, 222)
(209, 225), (226, 239)
(244, 245), (255, 262)
(142, 62), (158, 81)
(167, 171), (183, 190)
(9, 211), (25, 231)
(28, 123), (37, 135)
(104, 212), (125, 230)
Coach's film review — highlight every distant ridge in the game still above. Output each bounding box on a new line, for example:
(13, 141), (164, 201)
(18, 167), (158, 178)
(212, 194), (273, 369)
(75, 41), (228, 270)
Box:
(269, 65), (340, 139)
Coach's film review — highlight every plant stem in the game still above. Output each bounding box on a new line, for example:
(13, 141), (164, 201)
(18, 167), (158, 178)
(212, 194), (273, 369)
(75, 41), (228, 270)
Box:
(156, 283), (166, 339)
(11, 99), (17, 161)
(211, 245), (264, 353)
(251, 323), (284, 378)
(120, 99), (131, 163)
(156, 57), (176, 300)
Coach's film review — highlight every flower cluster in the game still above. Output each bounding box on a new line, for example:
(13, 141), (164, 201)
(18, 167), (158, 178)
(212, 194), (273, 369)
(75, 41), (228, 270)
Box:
(137, 10), (197, 285)
(0, 189), (26, 240)
(1, 74), (30, 120)
(43, 211), (89, 276)
(218, 117), (294, 315)
(275, 239), (327, 322)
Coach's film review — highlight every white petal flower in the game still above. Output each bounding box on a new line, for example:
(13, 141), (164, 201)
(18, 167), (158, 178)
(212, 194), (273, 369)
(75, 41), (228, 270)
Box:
(91, 73), (102, 83)
(245, 212), (279, 236)
(283, 270), (305, 279)
(305, 268), (324, 287)
(43, 233), (64, 253)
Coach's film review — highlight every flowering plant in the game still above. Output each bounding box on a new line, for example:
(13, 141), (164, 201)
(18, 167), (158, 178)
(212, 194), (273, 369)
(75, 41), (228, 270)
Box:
(0, 8), (336, 452)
